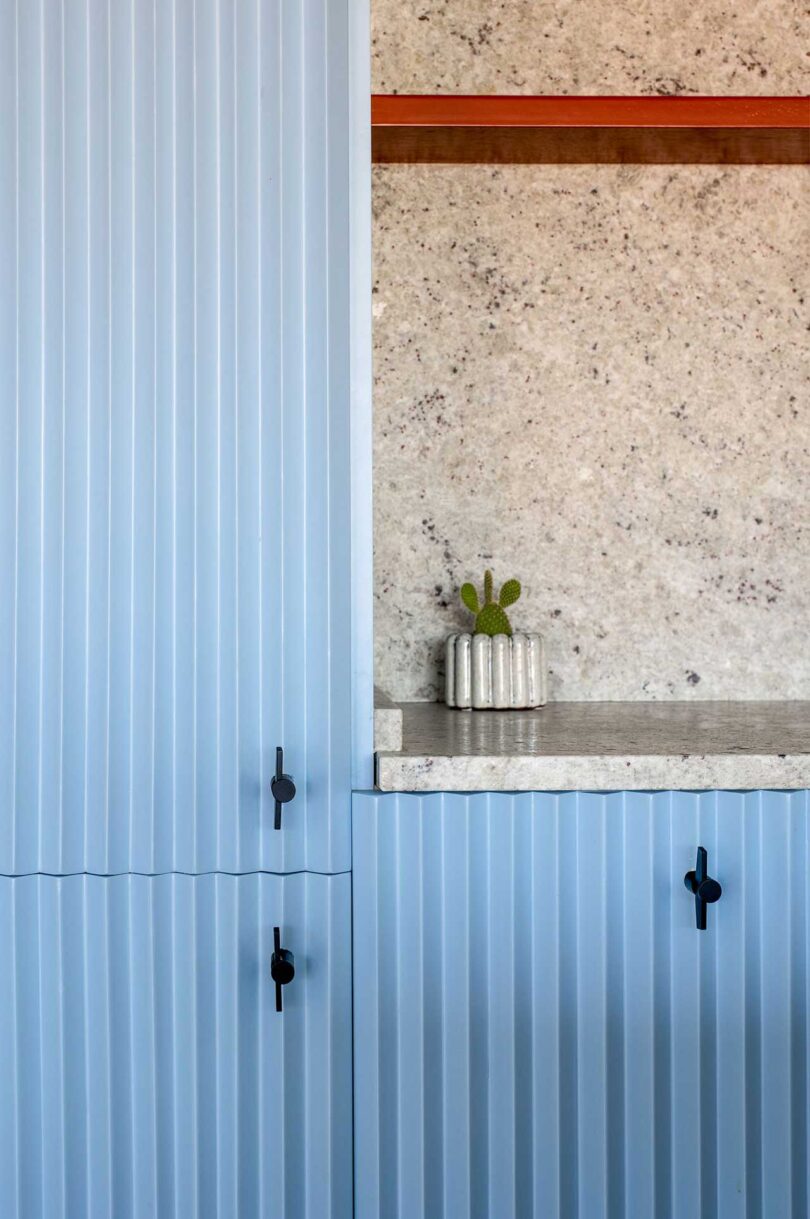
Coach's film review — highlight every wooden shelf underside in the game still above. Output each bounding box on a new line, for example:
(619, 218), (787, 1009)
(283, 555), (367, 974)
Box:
(372, 96), (810, 165)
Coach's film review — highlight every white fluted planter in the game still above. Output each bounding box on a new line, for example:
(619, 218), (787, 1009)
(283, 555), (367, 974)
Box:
(445, 632), (547, 710)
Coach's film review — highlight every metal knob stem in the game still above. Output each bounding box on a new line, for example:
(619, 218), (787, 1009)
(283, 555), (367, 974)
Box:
(270, 926), (295, 1012)
(270, 746), (296, 830)
(684, 846), (722, 930)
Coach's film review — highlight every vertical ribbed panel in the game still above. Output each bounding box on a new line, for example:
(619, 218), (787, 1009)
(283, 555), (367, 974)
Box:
(0, 0), (354, 875)
(353, 790), (810, 1219)
(0, 871), (352, 1219)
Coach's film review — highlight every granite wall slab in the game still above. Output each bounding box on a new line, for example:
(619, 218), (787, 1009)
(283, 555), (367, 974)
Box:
(372, 0), (809, 96)
(373, 165), (810, 701)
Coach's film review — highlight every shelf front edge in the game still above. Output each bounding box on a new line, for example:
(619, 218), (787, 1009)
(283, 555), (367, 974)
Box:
(372, 95), (810, 164)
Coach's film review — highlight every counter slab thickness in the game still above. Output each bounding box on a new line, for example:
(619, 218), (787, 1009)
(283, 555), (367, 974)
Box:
(375, 701), (810, 792)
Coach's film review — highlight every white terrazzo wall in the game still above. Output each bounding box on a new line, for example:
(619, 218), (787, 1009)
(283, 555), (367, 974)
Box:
(372, 0), (809, 96)
(372, 9), (810, 703)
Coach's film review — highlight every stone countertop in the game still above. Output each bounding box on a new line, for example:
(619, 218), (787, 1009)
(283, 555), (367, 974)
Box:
(374, 686), (404, 753)
(375, 701), (810, 792)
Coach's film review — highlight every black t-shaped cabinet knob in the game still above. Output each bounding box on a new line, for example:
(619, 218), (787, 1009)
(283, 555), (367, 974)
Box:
(271, 746), (296, 830)
(684, 846), (722, 930)
(271, 927), (295, 1012)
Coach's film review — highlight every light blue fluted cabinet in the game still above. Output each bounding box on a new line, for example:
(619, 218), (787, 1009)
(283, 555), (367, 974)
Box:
(353, 790), (810, 1219)
(0, 0), (368, 1214)
(0, 872), (352, 1219)
(0, 0), (362, 878)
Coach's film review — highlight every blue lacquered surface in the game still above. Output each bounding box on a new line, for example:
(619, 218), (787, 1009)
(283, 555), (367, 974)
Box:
(0, 0), (358, 876)
(0, 872), (352, 1219)
(354, 789), (810, 1219)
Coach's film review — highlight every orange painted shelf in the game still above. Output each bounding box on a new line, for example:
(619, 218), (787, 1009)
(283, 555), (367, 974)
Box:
(372, 95), (810, 164)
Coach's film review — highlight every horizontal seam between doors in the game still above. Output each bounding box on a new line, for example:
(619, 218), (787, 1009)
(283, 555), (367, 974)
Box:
(0, 868), (353, 879)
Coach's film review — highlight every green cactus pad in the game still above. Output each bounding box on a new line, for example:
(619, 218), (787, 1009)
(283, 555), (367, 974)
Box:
(460, 583), (480, 614)
(475, 603), (514, 636)
(499, 579), (521, 608)
(459, 568), (522, 636)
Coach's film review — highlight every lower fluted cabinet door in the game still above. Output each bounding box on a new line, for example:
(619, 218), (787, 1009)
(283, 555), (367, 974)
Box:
(353, 790), (809, 1219)
(0, 872), (352, 1219)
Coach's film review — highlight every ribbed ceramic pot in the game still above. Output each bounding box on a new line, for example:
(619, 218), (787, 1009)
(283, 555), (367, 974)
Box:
(445, 632), (547, 710)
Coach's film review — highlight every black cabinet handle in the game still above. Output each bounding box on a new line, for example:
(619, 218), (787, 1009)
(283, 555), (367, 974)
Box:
(270, 927), (295, 1013)
(270, 746), (296, 830)
(684, 846), (722, 930)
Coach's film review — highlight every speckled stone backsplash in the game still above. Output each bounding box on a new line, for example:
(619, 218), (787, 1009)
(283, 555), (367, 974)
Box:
(372, 0), (809, 95)
(373, 166), (810, 702)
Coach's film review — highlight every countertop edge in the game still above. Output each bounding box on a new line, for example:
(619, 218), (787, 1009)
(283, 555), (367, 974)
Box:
(375, 752), (810, 793)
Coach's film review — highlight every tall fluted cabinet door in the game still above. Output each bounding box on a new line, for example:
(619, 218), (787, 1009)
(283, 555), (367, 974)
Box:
(0, 0), (365, 1212)
(0, 0), (360, 874)
(0, 871), (352, 1219)
(353, 791), (810, 1219)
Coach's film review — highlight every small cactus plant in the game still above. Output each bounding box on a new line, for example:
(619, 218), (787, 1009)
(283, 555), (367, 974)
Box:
(460, 569), (521, 636)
